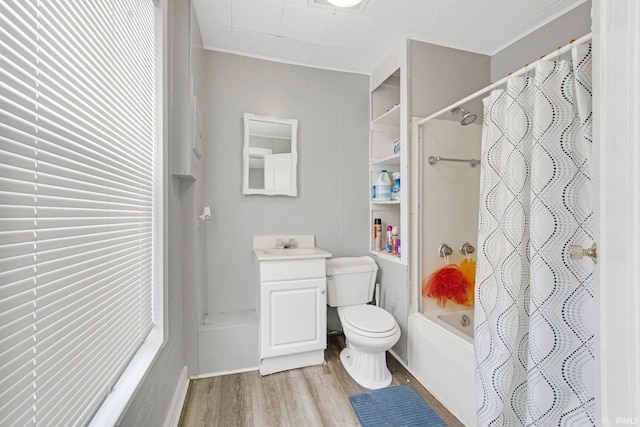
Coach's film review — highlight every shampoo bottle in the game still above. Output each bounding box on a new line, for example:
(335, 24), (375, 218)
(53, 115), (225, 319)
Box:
(373, 218), (382, 251)
(391, 226), (398, 255)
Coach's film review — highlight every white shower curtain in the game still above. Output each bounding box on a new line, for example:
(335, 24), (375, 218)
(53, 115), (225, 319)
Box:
(474, 43), (595, 426)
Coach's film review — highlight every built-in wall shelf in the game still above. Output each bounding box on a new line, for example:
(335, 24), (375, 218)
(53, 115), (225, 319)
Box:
(372, 104), (400, 127)
(371, 154), (400, 166)
(371, 250), (405, 264)
(377, 81), (400, 91)
(371, 200), (401, 205)
(371, 71), (400, 121)
(369, 64), (407, 265)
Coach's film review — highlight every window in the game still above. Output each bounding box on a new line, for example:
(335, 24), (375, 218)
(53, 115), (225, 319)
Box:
(0, 1), (162, 425)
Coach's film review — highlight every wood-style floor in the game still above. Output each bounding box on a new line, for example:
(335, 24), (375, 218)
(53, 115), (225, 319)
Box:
(178, 334), (464, 427)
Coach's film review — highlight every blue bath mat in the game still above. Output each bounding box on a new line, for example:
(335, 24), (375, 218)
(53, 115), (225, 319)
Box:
(349, 385), (446, 427)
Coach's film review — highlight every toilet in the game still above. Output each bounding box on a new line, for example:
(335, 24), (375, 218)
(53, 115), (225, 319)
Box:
(326, 256), (401, 389)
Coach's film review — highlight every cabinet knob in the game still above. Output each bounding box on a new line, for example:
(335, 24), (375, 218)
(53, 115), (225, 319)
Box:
(321, 289), (325, 295)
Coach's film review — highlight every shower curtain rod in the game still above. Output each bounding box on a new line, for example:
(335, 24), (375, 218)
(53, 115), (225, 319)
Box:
(417, 32), (593, 127)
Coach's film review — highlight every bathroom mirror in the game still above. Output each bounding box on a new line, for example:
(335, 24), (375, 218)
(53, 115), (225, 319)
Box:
(243, 113), (298, 196)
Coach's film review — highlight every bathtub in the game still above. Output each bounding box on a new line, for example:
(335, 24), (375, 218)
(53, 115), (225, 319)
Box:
(408, 310), (475, 426)
(435, 310), (474, 340)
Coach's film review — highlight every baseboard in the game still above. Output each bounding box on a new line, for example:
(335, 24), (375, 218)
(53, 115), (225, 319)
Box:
(191, 366), (259, 379)
(163, 366), (190, 427)
(388, 349), (409, 370)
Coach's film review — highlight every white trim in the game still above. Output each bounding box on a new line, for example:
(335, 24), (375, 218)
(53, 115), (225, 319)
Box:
(593, 0), (640, 424)
(202, 45), (370, 76)
(409, 1), (590, 58)
(406, 0), (587, 59)
(191, 367), (259, 380)
(89, 340), (164, 427)
(163, 367), (190, 427)
(158, 0), (169, 346)
(388, 348), (408, 371)
(487, 0), (590, 56)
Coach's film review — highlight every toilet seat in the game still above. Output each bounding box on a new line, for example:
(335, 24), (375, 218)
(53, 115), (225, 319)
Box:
(340, 305), (399, 338)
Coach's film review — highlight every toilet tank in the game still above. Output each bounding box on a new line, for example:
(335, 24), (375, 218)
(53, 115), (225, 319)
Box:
(326, 256), (378, 307)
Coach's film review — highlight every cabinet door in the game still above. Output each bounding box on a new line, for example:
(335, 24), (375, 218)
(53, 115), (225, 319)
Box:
(260, 278), (326, 358)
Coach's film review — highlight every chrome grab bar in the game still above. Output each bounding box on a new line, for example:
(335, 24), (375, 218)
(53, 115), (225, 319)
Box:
(428, 155), (479, 167)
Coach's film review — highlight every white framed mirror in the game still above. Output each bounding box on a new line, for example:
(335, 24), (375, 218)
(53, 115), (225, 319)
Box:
(243, 113), (298, 196)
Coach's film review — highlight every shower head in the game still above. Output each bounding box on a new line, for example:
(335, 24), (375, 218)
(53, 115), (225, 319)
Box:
(450, 106), (477, 125)
(460, 108), (477, 125)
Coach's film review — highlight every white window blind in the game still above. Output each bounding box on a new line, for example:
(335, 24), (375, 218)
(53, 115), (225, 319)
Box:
(0, 1), (158, 425)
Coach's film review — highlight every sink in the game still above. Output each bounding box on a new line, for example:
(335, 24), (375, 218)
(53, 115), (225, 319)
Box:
(254, 247), (331, 260)
(262, 248), (319, 256)
(253, 235), (331, 260)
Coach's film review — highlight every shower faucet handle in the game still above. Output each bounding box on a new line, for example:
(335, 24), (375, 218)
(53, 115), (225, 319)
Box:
(460, 242), (475, 255)
(438, 243), (453, 257)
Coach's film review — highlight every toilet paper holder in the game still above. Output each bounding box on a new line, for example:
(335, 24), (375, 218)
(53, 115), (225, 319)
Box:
(199, 206), (211, 221)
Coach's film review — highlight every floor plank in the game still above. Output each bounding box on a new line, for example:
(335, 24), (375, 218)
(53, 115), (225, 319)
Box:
(179, 334), (464, 426)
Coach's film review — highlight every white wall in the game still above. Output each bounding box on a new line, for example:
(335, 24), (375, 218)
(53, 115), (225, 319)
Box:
(409, 41), (490, 119)
(490, 0), (592, 81)
(199, 51), (370, 371)
(420, 119), (482, 312)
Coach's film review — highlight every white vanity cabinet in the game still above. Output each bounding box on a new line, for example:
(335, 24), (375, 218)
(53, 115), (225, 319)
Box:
(257, 257), (328, 375)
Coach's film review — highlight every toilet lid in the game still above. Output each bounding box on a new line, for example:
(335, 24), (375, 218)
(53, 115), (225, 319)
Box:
(342, 305), (397, 334)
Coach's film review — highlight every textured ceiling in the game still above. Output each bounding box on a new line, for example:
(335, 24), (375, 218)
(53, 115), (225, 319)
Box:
(193, 0), (587, 74)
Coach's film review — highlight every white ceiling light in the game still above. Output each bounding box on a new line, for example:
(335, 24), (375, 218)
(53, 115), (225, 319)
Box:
(308, 0), (368, 13)
(327, 0), (363, 7)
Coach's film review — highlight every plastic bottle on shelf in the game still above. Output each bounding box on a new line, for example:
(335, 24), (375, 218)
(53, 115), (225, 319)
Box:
(386, 225), (393, 253)
(373, 218), (382, 251)
(372, 170), (392, 201)
(391, 226), (398, 255)
(391, 172), (401, 201)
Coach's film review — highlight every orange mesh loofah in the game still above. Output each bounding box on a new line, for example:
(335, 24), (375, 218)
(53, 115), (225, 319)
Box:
(459, 259), (476, 306)
(422, 264), (471, 308)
